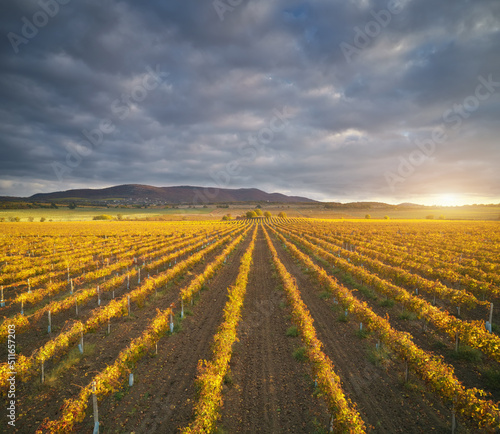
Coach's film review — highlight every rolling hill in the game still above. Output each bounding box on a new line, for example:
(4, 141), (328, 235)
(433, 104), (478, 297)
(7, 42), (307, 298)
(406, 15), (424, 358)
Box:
(27, 184), (316, 204)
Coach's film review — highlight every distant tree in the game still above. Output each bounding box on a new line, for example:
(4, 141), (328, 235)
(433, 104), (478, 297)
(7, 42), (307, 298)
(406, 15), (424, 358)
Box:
(40, 217), (46, 222)
(0, 217), (4, 222)
(426, 214), (434, 220)
(117, 214), (123, 220)
(439, 214), (445, 220)
(264, 211), (272, 218)
(68, 202), (77, 209)
(365, 214), (371, 219)
(256, 204), (262, 209)
(50, 202), (58, 209)
(246, 211), (257, 219)
(221, 214), (232, 221)
(254, 209), (263, 217)
(278, 211), (287, 218)
(384, 215), (390, 220)
(28, 216), (34, 222)
(93, 214), (113, 220)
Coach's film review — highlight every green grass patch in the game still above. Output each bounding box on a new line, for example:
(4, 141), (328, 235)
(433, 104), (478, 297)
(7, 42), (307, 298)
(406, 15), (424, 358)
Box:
(492, 323), (499, 336)
(356, 328), (370, 339)
(481, 368), (500, 389)
(368, 346), (392, 367)
(343, 275), (356, 286)
(402, 380), (424, 393)
(311, 417), (329, 434)
(286, 326), (299, 337)
(293, 346), (308, 362)
(169, 321), (182, 334)
(398, 310), (418, 321)
(431, 340), (448, 352)
(379, 298), (395, 308)
(450, 345), (482, 363)
(45, 344), (96, 387)
(114, 390), (126, 401)
(356, 284), (378, 300)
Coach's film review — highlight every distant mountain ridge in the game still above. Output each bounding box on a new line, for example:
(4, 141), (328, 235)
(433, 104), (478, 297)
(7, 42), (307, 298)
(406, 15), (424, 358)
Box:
(28, 184), (316, 204)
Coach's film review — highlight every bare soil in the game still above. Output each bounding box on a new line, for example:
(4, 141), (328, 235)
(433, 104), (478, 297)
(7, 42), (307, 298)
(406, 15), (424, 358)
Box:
(220, 227), (329, 433)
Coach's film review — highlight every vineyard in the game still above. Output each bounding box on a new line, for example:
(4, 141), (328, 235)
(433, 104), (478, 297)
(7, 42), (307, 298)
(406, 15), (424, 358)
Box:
(1, 219), (499, 433)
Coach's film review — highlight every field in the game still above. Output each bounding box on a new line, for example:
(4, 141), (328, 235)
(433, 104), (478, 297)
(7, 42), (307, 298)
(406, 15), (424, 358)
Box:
(0, 207), (215, 222)
(1, 204), (499, 222)
(1, 219), (499, 433)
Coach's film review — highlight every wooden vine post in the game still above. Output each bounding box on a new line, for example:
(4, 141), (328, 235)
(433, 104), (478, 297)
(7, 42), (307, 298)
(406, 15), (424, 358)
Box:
(92, 381), (99, 434)
(451, 396), (457, 434)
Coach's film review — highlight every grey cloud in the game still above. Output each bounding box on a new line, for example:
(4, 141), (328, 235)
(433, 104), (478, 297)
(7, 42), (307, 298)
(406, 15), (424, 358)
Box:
(0, 0), (498, 203)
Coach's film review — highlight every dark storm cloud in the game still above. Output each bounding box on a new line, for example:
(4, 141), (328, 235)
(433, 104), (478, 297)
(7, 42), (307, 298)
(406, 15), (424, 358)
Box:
(0, 0), (499, 204)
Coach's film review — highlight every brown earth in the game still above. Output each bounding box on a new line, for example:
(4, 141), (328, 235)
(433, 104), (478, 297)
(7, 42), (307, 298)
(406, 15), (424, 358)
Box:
(276, 226), (500, 404)
(8, 233), (238, 433)
(220, 226), (330, 433)
(3, 222), (498, 434)
(268, 227), (456, 433)
(88, 231), (254, 433)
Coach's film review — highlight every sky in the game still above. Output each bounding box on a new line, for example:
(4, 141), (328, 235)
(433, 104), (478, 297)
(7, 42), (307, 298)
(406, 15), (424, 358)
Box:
(0, 0), (499, 205)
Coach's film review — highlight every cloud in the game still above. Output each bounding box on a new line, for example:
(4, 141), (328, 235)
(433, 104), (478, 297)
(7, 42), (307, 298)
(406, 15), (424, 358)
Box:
(0, 0), (499, 203)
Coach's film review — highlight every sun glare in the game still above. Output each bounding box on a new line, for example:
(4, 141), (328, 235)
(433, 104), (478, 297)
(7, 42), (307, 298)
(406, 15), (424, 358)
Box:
(436, 194), (462, 207)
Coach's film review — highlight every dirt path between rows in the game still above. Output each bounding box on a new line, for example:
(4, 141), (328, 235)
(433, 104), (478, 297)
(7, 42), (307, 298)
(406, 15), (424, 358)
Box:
(269, 228), (454, 433)
(278, 227), (500, 404)
(94, 230), (254, 433)
(221, 226), (329, 433)
(12, 237), (231, 433)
